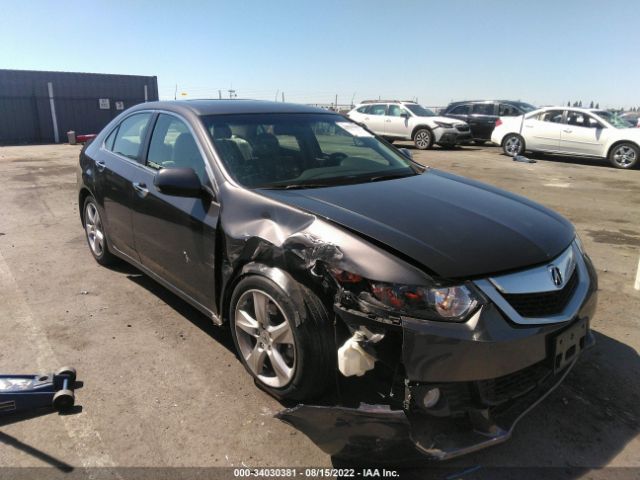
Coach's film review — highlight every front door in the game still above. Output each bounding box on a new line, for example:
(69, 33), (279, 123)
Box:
(131, 113), (219, 312)
(559, 111), (608, 156)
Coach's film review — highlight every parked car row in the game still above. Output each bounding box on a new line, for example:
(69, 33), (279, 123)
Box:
(347, 100), (472, 149)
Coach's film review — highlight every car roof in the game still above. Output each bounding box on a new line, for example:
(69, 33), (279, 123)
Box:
(447, 100), (530, 106)
(130, 99), (333, 116)
(359, 100), (417, 104)
(538, 106), (599, 113)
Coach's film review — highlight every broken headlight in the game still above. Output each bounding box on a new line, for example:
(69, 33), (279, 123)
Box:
(331, 268), (483, 322)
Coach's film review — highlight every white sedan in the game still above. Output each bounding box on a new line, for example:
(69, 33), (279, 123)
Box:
(491, 107), (639, 169)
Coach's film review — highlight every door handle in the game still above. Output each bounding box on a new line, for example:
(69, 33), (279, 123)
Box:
(385, 119), (391, 123)
(563, 129), (572, 133)
(132, 182), (149, 198)
(524, 124), (533, 128)
(95, 160), (106, 172)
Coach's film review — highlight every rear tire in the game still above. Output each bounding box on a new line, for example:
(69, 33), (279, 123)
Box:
(83, 196), (118, 266)
(608, 142), (639, 169)
(413, 128), (433, 150)
(502, 134), (525, 156)
(229, 275), (335, 401)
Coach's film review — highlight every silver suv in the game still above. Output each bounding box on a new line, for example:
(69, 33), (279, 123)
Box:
(347, 100), (472, 149)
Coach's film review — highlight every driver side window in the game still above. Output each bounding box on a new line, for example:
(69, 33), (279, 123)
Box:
(147, 114), (208, 184)
(387, 105), (406, 117)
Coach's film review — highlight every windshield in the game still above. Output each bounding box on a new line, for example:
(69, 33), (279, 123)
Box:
(517, 102), (536, 113)
(201, 113), (420, 189)
(594, 111), (634, 129)
(404, 104), (435, 117)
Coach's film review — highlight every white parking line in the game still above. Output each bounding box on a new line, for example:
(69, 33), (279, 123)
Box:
(0, 250), (120, 474)
(635, 256), (640, 291)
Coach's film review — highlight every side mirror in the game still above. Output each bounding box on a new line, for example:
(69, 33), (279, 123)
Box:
(154, 168), (203, 197)
(400, 112), (410, 119)
(399, 148), (413, 160)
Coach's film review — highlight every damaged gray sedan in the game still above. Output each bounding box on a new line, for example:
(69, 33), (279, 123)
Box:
(77, 100), (598, 462)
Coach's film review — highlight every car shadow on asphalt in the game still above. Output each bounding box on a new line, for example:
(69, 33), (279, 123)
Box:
(120, 265), (236, 355)
(503, 151), (614, 169)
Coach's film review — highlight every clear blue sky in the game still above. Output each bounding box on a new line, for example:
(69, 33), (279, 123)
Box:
(1, 0), (638, 108)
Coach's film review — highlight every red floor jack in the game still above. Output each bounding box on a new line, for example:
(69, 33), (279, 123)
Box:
(0, 367), (77, 415)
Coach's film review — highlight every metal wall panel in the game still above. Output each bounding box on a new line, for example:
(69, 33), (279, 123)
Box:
(0, 69), (159, 144)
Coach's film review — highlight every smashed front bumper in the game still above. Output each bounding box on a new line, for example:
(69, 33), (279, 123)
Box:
(277, 355), (582, 463)
(436, 129), (473, 146)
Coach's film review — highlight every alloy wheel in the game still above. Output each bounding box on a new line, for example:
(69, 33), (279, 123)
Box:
(612, 145), (636, 167)
(234, 290), (296, 388)
(85, 202), (105, 257)
(504, 136), (522, 156)
(414, 130), (431, 149)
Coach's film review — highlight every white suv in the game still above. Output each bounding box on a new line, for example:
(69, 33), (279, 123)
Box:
(347, 100), (472, 149)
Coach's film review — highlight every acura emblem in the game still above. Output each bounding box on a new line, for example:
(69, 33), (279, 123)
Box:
(550, 265), (563, 287)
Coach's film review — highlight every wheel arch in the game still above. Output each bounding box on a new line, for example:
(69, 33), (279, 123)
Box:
(78, 187), (93, 225)
(220, 261), (309, 327)
(411, 124), (433, 139)
(606, 139), (640, 159)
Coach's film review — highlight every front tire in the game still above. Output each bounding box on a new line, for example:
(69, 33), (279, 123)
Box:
(229, 275), (335, 401)
(413, 128), (434, 150)
(83, 196), (117, 266)
(502, 134), (525, 156)
(608, 142), (639, 169)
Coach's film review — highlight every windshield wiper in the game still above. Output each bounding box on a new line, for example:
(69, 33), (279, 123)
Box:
(367, 172), (416, 183)
(262, 182), (334, 190)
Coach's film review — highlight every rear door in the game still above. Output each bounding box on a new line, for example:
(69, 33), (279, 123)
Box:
(559, 111), (609, 156)
(131, 113), (219, 312)
(94, 112), (153, 261)
(468, 103), (497, 140)
(384, 104), (411, 138)
(361, 104), (387, 135)
(522, 109), (565, 151)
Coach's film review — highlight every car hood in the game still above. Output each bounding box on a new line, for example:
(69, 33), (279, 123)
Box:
(257, 170), (575, 279)
(429, 115), (467, 125)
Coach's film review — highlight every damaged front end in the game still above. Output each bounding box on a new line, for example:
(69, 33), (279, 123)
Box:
(216, 183), (597, 463)
(274, 238), (597, 462)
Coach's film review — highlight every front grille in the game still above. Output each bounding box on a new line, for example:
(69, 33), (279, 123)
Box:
(502, 269), (579, 318)
(475, 361), (551, 406)
(455, 124), (470, 132)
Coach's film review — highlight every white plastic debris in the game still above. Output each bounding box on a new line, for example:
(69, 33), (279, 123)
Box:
(337, 330), (379, 377)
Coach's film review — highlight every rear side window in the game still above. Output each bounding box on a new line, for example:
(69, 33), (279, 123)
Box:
(368, 104), (387, 116)
(112, 113), (152, 160)
(356, 106), (369, 113)
(449, 104), (470, 115)
(104, 128), (118, 150)
(472, 103), (495, 115)
(499, 104), (520, 116)
(537, 110), (564, 123)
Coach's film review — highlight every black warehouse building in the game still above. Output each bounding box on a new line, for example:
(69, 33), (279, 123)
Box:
(0, 69), (158, 145)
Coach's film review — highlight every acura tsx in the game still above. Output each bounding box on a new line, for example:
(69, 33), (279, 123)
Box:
(77, 100), (597, 461)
